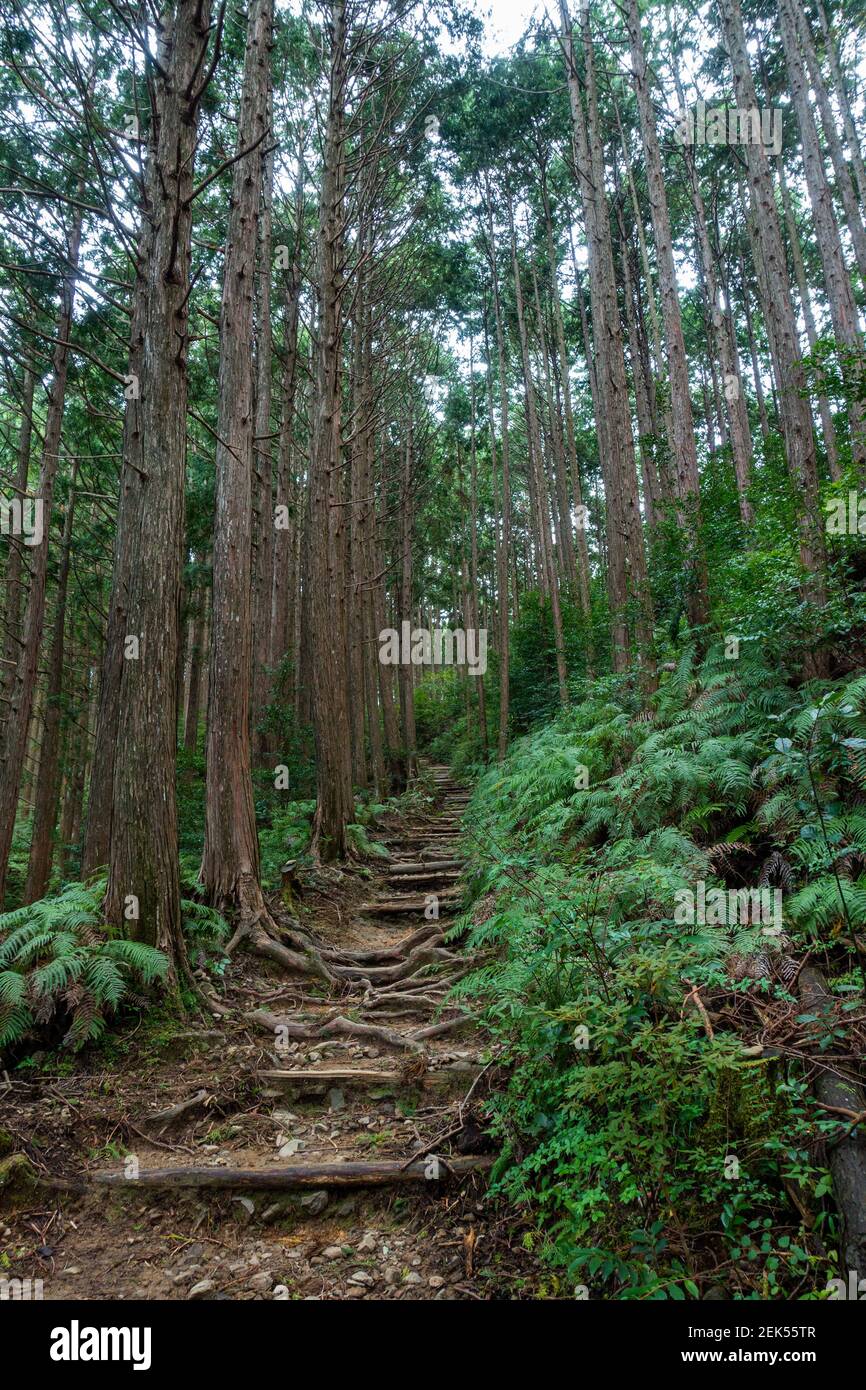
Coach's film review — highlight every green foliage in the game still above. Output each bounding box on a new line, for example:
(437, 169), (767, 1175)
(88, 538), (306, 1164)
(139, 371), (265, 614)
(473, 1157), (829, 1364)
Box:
(453, 645), (866, 1297)
(0, 881), (167, 1051)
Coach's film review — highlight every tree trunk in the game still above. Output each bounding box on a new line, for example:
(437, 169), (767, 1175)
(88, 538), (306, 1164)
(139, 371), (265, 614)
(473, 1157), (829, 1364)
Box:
(105, 0), (213, 987)
(720, 0), (827, 611)
(202, 0), (274, 910)
(777, 0), (864, 473)
(0, 200), (83, 906)
(1, 365), (35, 709)
(308, 0), (354, 856)
(25, 470), (77, 902)
(559, 1), (655, 680)
(625, 0), (708, 628)
(251, 89), (276, 763)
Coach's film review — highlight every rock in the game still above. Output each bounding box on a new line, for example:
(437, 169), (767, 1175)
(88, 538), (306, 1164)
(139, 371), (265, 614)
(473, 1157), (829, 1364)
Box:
(278, 1139), (303, 1158)
(346, 1285), (365, 1298)
(322, 1246), (343, 1261)
(349, 1271), (373, 1285)
(428, 1275), (444, 1289)
(356, 1232), (376, 1253)
(300, 1190), (329, 1216)
(384, 1268), (399, 1285)
(403, 1271), (422, 1285)
(169, 1267), (202, 1286)
(188, 1280), (215, 1300)
(328, 1089), (345, 1112)
(249, 1272), (274, 1293)
(232, 1196), (255, 1225)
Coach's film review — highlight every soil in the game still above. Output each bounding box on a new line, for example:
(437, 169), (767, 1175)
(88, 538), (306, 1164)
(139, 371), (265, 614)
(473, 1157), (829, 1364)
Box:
(0, 768), (540, 1301)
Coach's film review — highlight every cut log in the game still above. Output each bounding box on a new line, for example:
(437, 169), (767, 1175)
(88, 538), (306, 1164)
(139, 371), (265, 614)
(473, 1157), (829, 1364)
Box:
(90, 1156), (494, 1190)
(389, 859), (464, 874)
(361, 898), (461, 916)
(385, 873), (461, 890)
(258, 1065), (480, 1095)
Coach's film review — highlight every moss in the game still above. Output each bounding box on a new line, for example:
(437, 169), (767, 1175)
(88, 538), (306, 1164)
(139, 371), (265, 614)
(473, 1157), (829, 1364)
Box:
(0, 1152), (38, 1198)
(699, 1059), (785, 1155)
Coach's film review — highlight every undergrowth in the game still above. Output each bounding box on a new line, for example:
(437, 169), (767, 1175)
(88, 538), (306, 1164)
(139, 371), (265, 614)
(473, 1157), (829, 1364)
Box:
(450, 642), (866, 1299)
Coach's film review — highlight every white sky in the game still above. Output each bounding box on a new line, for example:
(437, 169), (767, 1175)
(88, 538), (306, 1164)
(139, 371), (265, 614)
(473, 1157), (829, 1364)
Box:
(481, 0), (545, 53)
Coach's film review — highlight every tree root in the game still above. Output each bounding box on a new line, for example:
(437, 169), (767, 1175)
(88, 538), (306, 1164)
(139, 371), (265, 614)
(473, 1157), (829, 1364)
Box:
(333, 943), (457, 985)
(250, 1007), (426, 1052)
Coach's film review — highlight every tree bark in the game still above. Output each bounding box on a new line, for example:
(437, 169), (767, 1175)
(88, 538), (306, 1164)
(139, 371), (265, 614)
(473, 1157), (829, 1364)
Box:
(105, 0), (213, 985)
(0, 200), (83, 905)
(720, 0), (827, 611)
(202, 0), (274, 909)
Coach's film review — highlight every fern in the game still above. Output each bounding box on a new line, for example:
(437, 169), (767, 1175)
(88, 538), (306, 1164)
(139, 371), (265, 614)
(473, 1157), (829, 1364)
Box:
(0, 880), (167, 1051)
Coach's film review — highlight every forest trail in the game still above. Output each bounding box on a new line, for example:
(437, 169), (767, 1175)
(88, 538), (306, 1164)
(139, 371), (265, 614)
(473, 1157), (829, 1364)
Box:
(2, 769), (533, 1301)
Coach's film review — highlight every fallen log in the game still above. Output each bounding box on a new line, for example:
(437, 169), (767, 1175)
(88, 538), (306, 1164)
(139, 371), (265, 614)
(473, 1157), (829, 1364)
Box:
(386, 871), (462, 888)
(258, 1064), (480, 1094)
(800, 967), (866, 1278)
(361, 895), (461, 915)
(388, 859), (465, 875)
(90, 1155), (494, 1190)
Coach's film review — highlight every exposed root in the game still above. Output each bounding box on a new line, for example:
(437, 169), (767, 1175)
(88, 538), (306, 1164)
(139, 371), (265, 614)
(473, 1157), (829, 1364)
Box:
(333, 943), (457, 985)
(250, 1007), (427, 1053)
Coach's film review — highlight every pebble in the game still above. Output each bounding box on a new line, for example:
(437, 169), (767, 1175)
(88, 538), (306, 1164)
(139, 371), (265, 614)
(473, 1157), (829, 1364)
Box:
(322, 1246), (343, 1261)
(349, 1271), (373, 1286)
(356, 1233), (376, 1253)
(188, 1280), (215, 1299)
(249, 1272), (274, 1293)
(300, 1190), (329, 1215)
(429, 1275), (444, 1289)
(403, 1271), (422, 1285)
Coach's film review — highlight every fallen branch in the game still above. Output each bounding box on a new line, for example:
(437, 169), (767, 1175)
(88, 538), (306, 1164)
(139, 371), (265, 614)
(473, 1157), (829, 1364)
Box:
(90, 1156), (495, 1190)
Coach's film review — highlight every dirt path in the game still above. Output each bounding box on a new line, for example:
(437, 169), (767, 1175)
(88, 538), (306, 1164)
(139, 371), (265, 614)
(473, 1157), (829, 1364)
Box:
(1, 767), (535, 1301)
